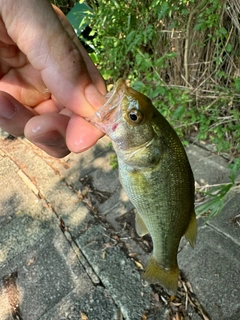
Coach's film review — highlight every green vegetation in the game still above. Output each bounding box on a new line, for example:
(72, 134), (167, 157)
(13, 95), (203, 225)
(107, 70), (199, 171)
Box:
(52, 0), (240, 219)
(196, 159), (240, 219)
(50, 0), (78, 14)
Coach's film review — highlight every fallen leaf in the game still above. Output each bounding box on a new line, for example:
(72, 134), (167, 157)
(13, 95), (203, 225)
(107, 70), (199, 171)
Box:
(80, 312), (88, 320)
(133, 260), (144, 269)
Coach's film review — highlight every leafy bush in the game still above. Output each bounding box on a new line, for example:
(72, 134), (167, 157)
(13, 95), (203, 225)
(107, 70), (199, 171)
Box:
(83, 0), (240, 156)
(53, 0), (240, 218)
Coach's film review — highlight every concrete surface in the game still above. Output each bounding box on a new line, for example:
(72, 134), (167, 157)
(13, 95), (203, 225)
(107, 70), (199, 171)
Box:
(0, 130), (239, 320)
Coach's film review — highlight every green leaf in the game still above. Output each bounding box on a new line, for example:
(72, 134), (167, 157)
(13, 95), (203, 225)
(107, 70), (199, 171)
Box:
(89, 52), (99, 64)
(229, 159), (240, 184)
(219, 27), (227, 35)
(126, 30), (136, 45)
(226, 43), (232, 53)
(173, 105), (186, 119)
(234, 78), (240, 92)
(132, 81), (146, 91)
(66, 2), (92, 37)
(196, 183), (233, 220)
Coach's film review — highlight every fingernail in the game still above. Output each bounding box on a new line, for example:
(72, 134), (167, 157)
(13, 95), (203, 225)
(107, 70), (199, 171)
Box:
(85, 83), (106, 110)
(0, 102), (17, 119)
(31, 131), (64, 147)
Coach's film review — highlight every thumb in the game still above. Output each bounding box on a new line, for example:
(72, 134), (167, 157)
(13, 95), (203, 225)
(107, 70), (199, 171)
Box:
(1, 0), (106, 116)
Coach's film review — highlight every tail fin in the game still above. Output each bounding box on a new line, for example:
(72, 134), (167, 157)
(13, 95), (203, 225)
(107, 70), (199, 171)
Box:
(142, 256), (179, 295)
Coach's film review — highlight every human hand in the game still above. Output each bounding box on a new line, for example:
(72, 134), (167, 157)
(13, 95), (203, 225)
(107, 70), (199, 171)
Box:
(0, 0), (106, 157)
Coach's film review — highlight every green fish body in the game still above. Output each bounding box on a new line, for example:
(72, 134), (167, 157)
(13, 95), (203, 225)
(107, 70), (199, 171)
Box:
(87, 79), (197, 294)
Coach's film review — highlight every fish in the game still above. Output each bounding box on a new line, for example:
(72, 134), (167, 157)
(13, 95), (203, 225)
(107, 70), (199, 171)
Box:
(87, 79), (197, 294)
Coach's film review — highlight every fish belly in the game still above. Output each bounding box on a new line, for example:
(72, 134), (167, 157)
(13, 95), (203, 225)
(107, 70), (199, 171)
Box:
(118, 157), (196, 294)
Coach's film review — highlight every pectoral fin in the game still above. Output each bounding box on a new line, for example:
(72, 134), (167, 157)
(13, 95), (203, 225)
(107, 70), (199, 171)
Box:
(184, 211), (197, 248)
(135, 210), (149, 237)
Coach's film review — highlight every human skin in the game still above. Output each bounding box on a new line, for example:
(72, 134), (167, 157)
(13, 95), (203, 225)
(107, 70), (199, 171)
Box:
(0, 0), (106, 157)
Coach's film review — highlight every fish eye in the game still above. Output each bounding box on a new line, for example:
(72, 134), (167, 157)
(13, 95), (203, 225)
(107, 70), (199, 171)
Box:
(127, 109), (143, 124)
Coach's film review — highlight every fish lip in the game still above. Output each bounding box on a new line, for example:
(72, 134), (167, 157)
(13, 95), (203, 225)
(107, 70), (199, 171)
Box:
(86, 80), (126, 134)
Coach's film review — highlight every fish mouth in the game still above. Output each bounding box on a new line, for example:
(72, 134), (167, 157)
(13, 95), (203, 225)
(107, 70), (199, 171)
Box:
(86, 79), (127, 134)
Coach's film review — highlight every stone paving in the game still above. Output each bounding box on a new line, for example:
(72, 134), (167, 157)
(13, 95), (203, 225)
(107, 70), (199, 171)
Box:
(0, 131), (239, 320)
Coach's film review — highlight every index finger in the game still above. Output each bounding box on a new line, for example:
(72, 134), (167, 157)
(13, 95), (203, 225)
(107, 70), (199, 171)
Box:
(1, 0), (106, 116)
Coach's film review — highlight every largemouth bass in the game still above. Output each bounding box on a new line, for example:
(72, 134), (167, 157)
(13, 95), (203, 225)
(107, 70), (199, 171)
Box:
(87, 79), (197, 294)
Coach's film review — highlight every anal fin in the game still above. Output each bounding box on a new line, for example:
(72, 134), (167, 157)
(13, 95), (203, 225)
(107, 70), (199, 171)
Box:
(184, 211), (197, 248)
(135, 210), (149, 237)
